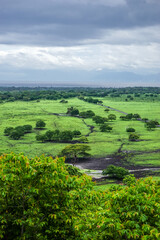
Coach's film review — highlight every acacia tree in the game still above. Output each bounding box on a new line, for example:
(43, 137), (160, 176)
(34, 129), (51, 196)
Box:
(60, 144), (91, 165)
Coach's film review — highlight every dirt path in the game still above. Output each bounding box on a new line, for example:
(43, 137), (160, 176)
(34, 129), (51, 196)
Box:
(98, 104), (128, 115)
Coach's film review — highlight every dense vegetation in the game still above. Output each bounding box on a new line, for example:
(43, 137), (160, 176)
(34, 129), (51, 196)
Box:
(1, 86), (160, 103)
(0, 153), (160, 239)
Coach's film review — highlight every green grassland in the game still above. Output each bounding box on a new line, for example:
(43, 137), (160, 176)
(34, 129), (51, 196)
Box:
(0, 97), (160, 167)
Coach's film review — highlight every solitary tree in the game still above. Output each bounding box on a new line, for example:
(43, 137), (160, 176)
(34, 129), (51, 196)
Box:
(102, 165), (129, 179)
(60, 144), (91, 165)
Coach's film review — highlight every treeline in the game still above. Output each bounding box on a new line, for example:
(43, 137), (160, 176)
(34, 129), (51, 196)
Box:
(36, 129), (81, 143)
(0, 87), (160, 102)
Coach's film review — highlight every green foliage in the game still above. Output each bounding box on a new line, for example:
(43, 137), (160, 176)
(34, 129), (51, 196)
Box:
(92, 115), (106, 124)
(9, 130), (22, 140)
(36, 120), (46, 128)
(23, 124), (32, 133)
(102, 165), (129, 179)
(108, 114), (116, 121)
(126, 127), (136, 132)
(74, 178), (160, 240)
(60, 144), (91, 165)
(36, 130), (82, 143)
(145, 120), (159, 130)
(0, 153), (93, 239)
(100, 124), (112, 132)
(79, 110), (95, 118)
(129, 133), (140, 141)
(4, 127), (14, 136)
(60, 99), (68, 103)
(0, 152), (160, 239)
(4, 125), (33, 140)
(104, 108), (110, 112)
(67, 107), (79, 116)
(123, 174), (136, 186)
(72, 130), (81, 137)
(78, 136), (89, 143)
(120, 113), (141, 121)
(66, 164), (82, 177)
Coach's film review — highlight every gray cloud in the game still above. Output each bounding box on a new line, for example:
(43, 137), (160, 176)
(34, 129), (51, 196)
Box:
(0, 0), (160, 87)
(0, 0), (160, 46)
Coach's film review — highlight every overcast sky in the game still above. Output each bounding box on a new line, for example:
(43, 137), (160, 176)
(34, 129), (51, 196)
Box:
(0, 0), (160, 87)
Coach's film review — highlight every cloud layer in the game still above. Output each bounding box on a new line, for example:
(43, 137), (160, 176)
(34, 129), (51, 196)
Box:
(0, 0), (160, 86)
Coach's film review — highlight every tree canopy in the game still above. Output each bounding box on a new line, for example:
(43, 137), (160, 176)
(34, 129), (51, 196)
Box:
(0, 153), (160, 239)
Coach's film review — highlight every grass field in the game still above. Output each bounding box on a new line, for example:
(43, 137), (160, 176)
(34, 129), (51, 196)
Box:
(0, 97), (160, 167)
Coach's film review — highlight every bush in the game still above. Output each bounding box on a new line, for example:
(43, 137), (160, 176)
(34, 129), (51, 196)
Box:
(78, 136), (88, 143)
(9, 130), (22, 140)
(129, 133), (140, 141)
(36, 120), (46, 128)
(108, 114), (116, 121)
(100, 124), (112, 132)
(102, 165), (129, 179)
(126, 127), (135, 132)
(23, 124), (32, 133)
(4, 127), (14, 136)
(73, 130), (81, 137)
(79, 110), (95, 118)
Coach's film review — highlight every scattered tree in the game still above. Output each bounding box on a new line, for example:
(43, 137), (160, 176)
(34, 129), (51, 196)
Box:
(79, 110), (95, 118)
(4, 127), (14, 136)
(145, 120), (159, 130)
(129, 133), (140, 141)
(108, 114), (116, 121)
(60, 144), (91, 165)
(100, 124), (112, 132)
(36, 120), (46, 129)
(126, 127), (135, 132)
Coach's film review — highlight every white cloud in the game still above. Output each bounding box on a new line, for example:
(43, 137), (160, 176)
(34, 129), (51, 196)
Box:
(0, 40), (160, 74)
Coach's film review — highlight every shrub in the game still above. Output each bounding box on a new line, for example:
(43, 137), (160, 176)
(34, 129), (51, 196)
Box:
(126, 127), (135, 132)
(100, 124), (112, 132)
(4, 127), (14, 136)
(102, 165), (129, 179)
(129, 133), (140, 141)
(73, 130), (81, 137)
(36, 120), (46, 128)
(9, 130), (22, 140)
(23, 124), (32, 133)
(108, 114), (116, 121)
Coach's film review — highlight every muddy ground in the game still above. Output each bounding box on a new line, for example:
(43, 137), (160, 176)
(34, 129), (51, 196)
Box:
(65, 153), (160, 179)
